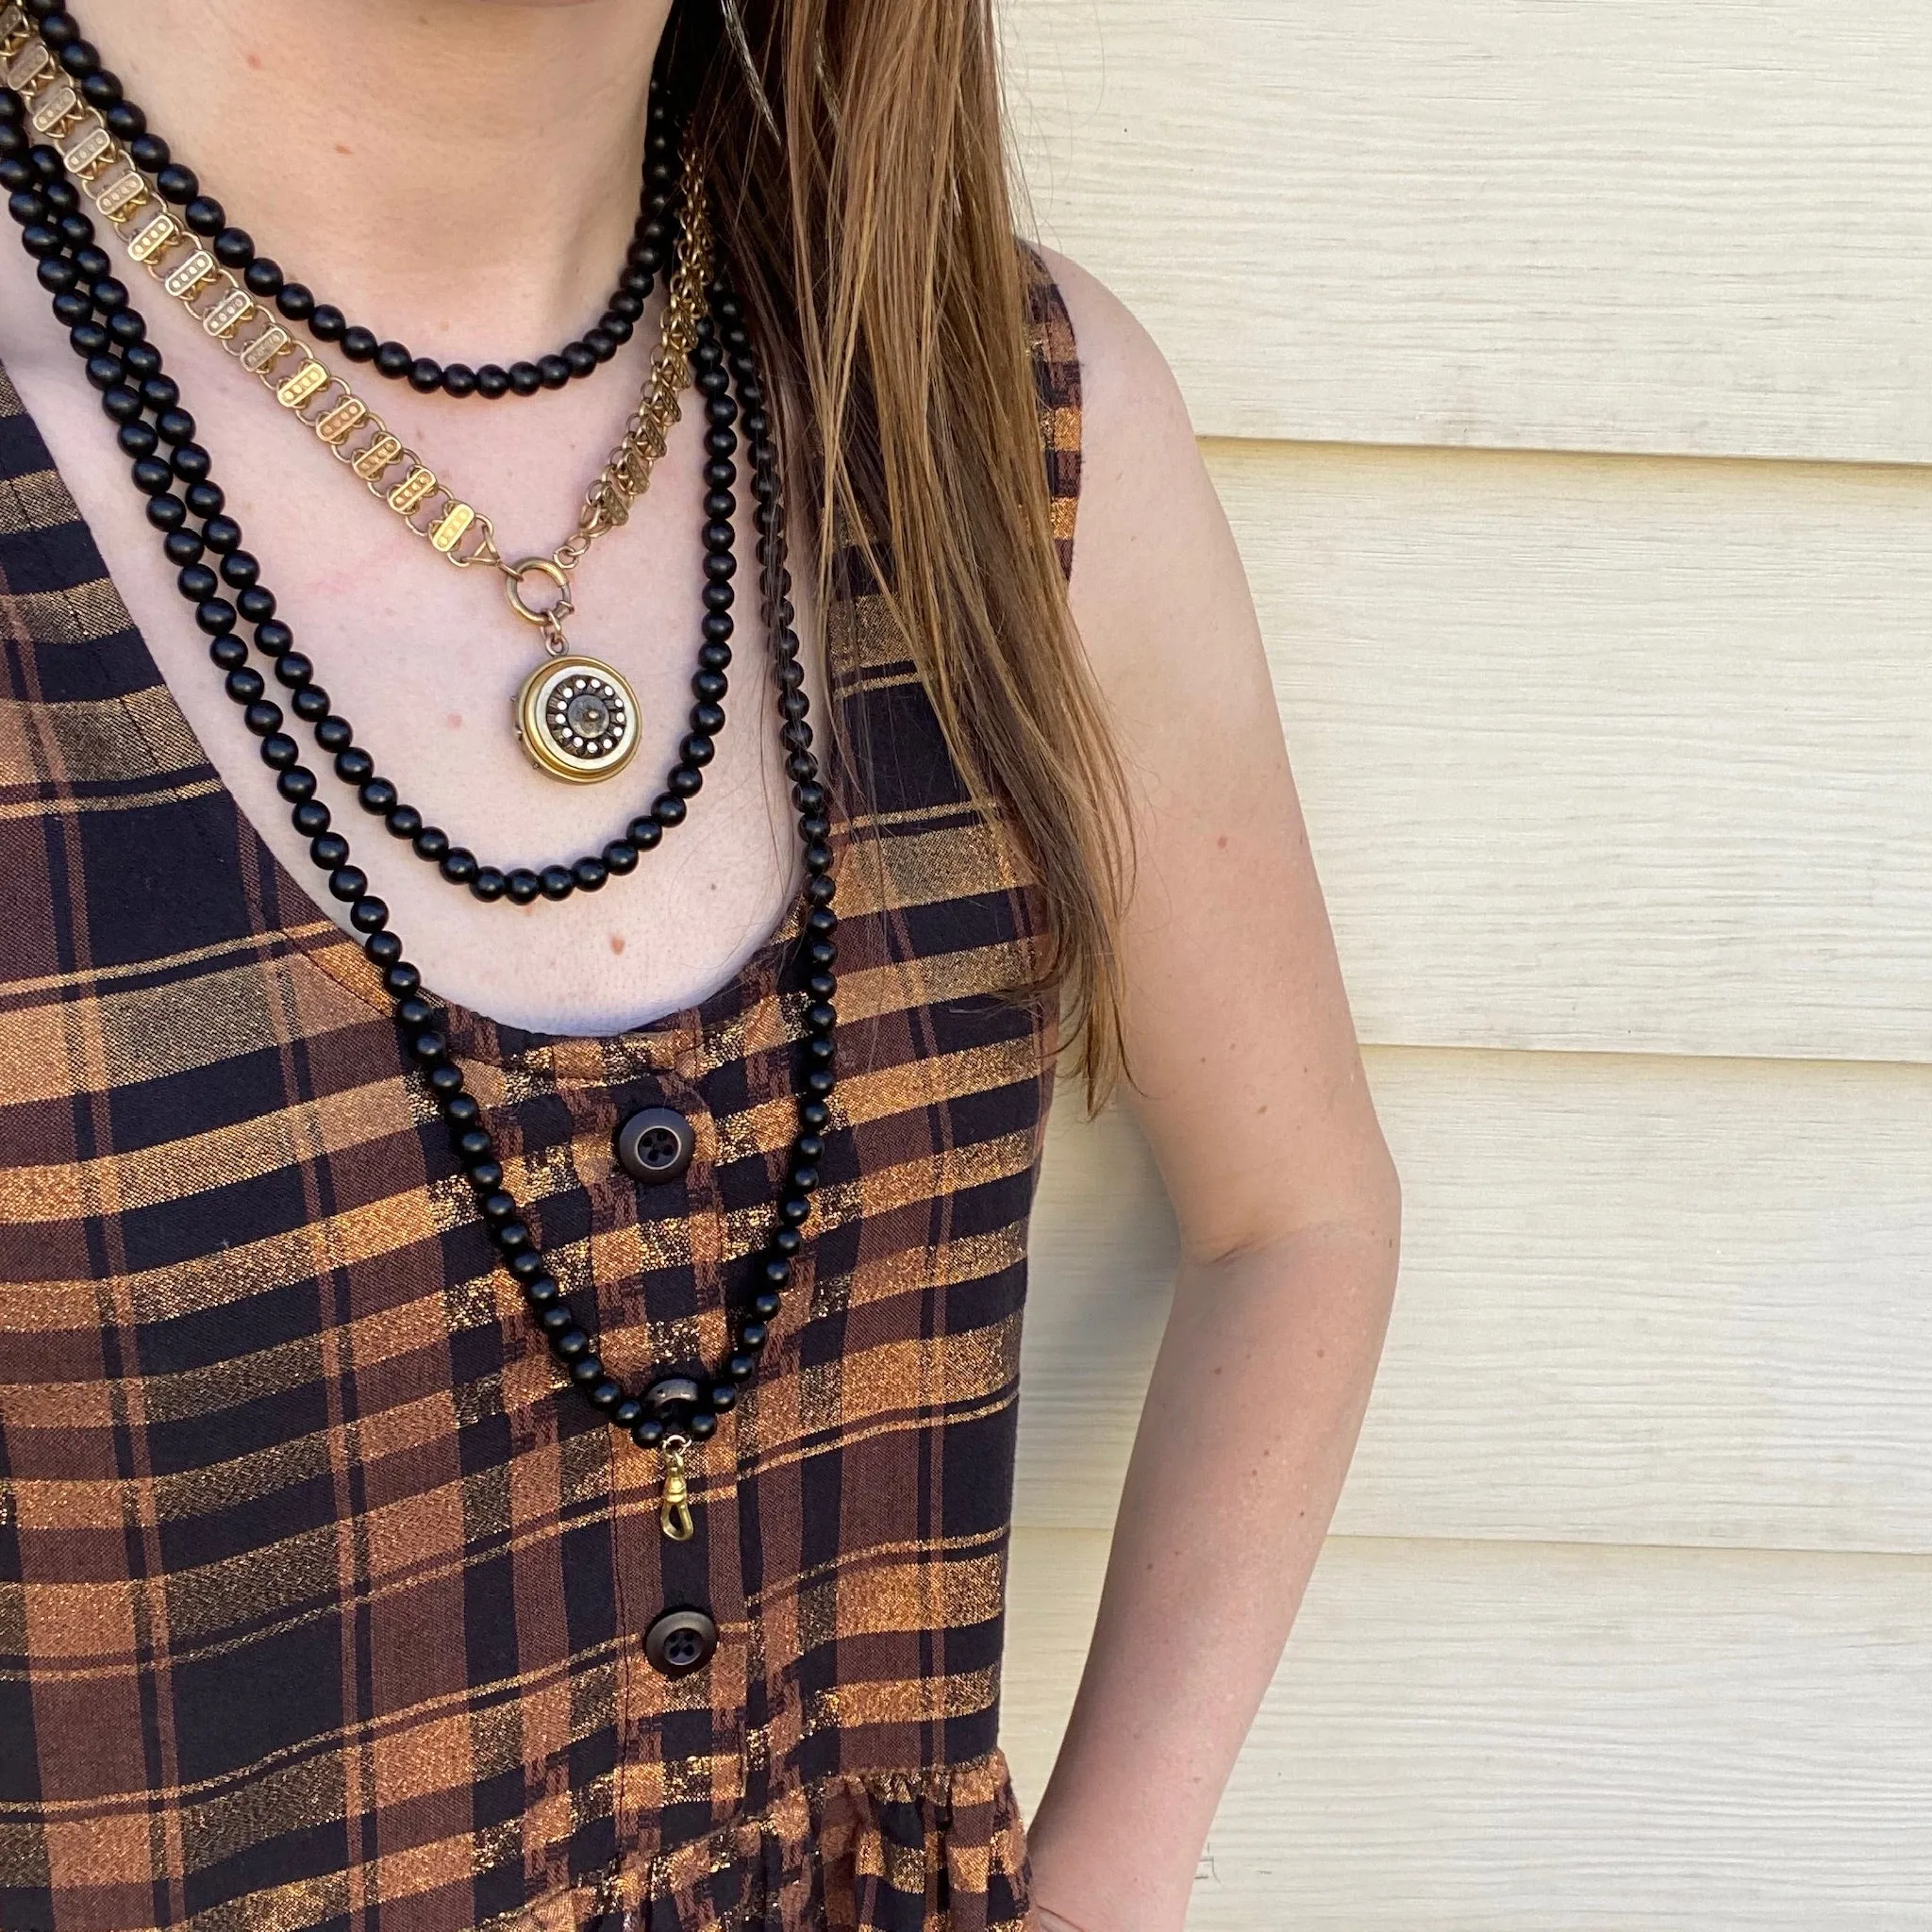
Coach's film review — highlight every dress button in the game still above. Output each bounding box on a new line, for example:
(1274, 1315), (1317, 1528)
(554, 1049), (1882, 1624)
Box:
(643, 1605), (717, 1678)
(616, 1106), (695, 1185)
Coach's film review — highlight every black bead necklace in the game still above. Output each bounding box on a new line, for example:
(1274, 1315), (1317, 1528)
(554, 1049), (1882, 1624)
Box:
(5, 125), (841, 1498)
(24, 0), (675, 399)
(0, 108), (747, 911)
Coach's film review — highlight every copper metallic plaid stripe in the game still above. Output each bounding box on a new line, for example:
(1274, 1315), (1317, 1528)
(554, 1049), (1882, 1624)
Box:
(0, 258), (1081, 1932)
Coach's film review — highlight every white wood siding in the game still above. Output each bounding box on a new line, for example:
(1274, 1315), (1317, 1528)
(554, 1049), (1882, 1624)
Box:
(1000, 2), (1932, 1921)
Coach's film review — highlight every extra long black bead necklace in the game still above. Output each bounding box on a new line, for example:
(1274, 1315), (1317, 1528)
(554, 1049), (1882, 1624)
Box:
(25, 0), (673, 399)
(4, 122), (840, 1508)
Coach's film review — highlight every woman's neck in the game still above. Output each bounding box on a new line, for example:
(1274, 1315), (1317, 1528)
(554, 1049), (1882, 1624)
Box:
(75, 0), (672, 357)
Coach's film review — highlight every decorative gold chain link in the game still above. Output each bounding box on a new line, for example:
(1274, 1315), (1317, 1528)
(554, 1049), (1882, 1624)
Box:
(1, 3), (710, 648)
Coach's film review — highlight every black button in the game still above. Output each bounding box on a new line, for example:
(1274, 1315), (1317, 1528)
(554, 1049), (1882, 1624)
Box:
(616, 1106), (694, 1185)
(643, 1605), (717, 1677)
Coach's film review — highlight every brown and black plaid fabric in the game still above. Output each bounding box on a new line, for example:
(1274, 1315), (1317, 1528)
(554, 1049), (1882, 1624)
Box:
(0, 259), (1083, 1932)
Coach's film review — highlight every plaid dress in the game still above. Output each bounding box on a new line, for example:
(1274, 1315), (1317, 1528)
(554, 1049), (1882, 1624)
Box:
(0, 267), (1083, 1932)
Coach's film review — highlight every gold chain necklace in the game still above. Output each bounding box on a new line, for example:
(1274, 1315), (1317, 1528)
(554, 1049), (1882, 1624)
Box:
(1, 4), (714, 783)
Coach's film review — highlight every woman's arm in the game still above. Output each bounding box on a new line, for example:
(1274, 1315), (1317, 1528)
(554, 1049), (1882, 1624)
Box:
(1022, 253), (1402, 1932)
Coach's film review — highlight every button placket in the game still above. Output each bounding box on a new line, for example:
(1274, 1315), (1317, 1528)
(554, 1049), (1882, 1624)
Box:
(596, 1048), (750, 1844)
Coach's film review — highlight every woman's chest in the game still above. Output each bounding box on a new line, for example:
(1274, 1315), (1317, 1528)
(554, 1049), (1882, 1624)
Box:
(0, 259), (824, 1036)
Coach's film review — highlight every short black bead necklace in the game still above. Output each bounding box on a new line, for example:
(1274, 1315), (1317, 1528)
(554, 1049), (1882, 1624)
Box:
(24, 0), (675, 399)
(0, 102), (762, 911)
(6, 123), (841, 1527)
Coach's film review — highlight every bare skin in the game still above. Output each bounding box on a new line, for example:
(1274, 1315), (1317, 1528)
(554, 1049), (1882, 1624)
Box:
(0, 4), (1400, 1927)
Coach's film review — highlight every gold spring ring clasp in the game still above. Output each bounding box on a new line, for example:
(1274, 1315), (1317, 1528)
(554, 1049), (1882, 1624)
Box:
(503, 555), (575, 656)
(658, 1437), (695, 1541)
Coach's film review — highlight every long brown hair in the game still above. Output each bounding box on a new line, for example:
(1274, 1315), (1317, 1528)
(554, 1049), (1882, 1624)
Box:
(661, 0), (1131, 1103)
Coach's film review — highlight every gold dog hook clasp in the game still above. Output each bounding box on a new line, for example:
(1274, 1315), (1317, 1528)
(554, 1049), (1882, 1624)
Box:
(658, 1436), (695, 1541)
(503, 555), (575, 656)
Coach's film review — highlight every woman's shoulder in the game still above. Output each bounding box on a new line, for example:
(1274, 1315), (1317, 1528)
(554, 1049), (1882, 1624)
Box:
(1022, 245), (1243, 697)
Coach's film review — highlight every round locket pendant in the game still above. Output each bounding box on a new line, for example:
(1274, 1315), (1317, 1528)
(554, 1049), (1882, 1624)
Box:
(515, 656), (641, 784)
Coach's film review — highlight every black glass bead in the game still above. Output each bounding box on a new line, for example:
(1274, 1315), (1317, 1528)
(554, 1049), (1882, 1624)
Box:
(255, 620), (294, 657)
(183, 195), (225, 236)
(443, 1091), (477, 1125)
(687, 1411), (718, 1441)
(551, 1327), (591, 1360)
(538, 865), (575, 902)
(59, 38), (100, 76)
(681, 734), (715, 768)
(505, 869), (541, 906)
(602, 840), (639, 875)
(374, 340), (411, 380)
(428, 1065), (466, 1099)
(626, 818), (663, 851)
(184, 479), (224, 517)
(350, 897), (389, 934)
(475, 364), (509, 398)
(395, 996), (434, 1030)
(386, 805), (423, 840)
(341, 325), (377, 362)
(103, 101), (144, 140)
(630, 1418), (665, 1451)
(508, 361), (541, 396)
(440, 848), (478, 886)
(153, 163), (198, 204)
(238, 586), (276, 624)
(291, 803), (329, 838)
(561, 341), (596, 378)
(709, 1384), (737, 1413)
(279, 769), (318, 806)
(242, 258), (284, 297)
(470, 868), (507, 903)
(333, 746), (375, 784)
(408, 358), (442, 394)
(39, 11), (77, 46)
(572, 857), (608, 892)
(413, 826), (450, 862)
(259, 732), (299, 768)
(667, 765), (703, 799)
(536, 354), (571, 390)
(524, 1275), (563, 1310)
(175, 562), (217, 600)
(171, 443), (211, 483)
(652, 794), (688, 827)
(213, 226), (254, 267)
(441, 362), (477, 398)
(114, 418), (156, 457)
(308, 303), (346, 342)
(276, 281), (315, 322)
(208, 634), (248, 670)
